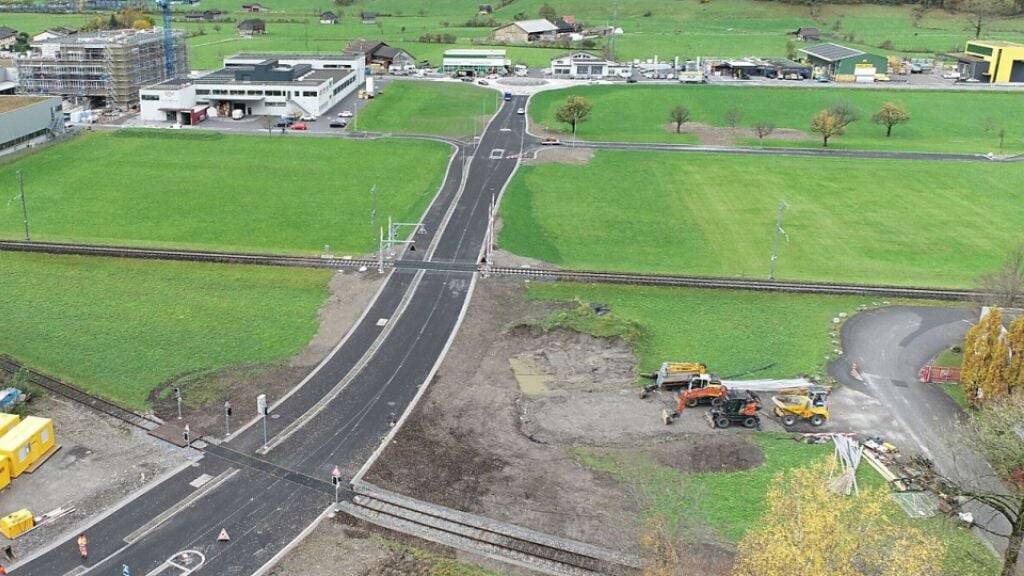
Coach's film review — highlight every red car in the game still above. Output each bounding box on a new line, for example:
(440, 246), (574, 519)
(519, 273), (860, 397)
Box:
(291, 122), (308, 131)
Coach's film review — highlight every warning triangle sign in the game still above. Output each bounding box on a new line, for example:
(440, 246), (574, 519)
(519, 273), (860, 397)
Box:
(218, 528), (230, 542)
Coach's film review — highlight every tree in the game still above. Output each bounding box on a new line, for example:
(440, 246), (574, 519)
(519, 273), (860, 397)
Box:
(979, 243), (1024, 307)
(732, 461), (943, 576)
(752, 122), (775, 147)
(669, 106), (690, 133)
(810, 109), (843, 147)
(961, 307), (1004, 405)
(724, 108), (742, 130)
(538, 3), (556, 20)
(1007, 317), (1024, 393)
(872, 102), (910, 137)
(829, 101), (860, 127)
(784, 39), (797, 60)
(961, 0), (1009, 38)
(554, 95), (592, 135)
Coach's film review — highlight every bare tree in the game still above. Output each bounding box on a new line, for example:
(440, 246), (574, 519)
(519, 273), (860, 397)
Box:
(724, 108), (743, 130)
(979, 243), (1024, 307)
(669, 106), (690, 134)
(753, 122), (776, 147)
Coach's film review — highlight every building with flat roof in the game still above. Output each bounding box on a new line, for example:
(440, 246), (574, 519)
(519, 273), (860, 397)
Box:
(952, 40), (1024, 83)
(550, 52), (618, 78)
(798, 42), (887, 78)
(442, 49), (509, 76)
(15, 28), (187, 109)
(0, 95), (64, 156)
(140, 52), (364, 123)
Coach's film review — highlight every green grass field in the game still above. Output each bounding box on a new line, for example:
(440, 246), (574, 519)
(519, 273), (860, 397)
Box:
(5, 0), (1023, 71)
(527, 283), (868, 379)
(0, 251), (330, 409)
(500, 150), (1024, 287)
(0, 130), (450, 254)
(530, 85), (1024, 153)
(577, 433), (998, 575)
(357, 80), (499, 137)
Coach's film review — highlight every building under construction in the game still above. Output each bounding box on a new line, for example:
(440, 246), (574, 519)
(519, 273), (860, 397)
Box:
(16, 29), (188, 109)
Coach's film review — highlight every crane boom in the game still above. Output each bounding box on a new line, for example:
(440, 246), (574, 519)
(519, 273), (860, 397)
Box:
(155, 0), (175, 77)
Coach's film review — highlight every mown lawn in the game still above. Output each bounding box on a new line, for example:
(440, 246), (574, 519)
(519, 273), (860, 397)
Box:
(356, 80), (499, 137)
(578, 433), (999, 575)
(500, 150), (1024, 287)
(529, 85), (1024, 154)
(0, 130), (450, 254)
(526, 283), (867, 379)
(0, 252), (330, 409)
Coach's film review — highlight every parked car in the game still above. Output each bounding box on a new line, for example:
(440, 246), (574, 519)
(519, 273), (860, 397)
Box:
(626, 76), (638, 83)
(300, 115), (315, 122)
(942, 71), (961, 80)
(338, 110), (353, 118)
(460, 76), (474, 82)
(477, 79), (489, 86)
(329, 119), (348, 128)
(815, 75), (830, 83)
(541, 137), (561, 146)
(275, 118), (294, 128)
(291, 122), (308, 131)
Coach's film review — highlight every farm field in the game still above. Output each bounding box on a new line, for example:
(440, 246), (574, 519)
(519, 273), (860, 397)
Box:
(0, 251), (330, 409)
(527, 282), (868, 379)
(357, 80), (499, 137)
(530, 85), (1024, 153)
(500, 150), (1024, 287)
(0, 130), (450, 254)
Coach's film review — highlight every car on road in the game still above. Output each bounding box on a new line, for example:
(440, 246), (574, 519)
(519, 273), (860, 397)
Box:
(338, 110), (353, 118)
(516, 108), (525, 115)
(626, 76), (638, 83)
(329, 119), (348, 128)
(477, 79), (489, 86)
(291, 122), (308, 131)
(503, 92), (513, 101)
(541, 137), (561, 145)
(300, 115), (315, 122)
(460, 76), (474, 82)
(275, 118), (294, 128)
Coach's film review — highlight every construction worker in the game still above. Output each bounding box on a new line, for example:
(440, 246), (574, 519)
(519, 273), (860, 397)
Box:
(0, 563), (8, 575)
(77, 533), (88, 563)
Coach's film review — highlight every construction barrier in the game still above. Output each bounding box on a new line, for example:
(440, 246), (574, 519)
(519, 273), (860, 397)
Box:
(918, 365), (961, 384)
(0, 509), (33, 539)
(0, 416), (55, 478)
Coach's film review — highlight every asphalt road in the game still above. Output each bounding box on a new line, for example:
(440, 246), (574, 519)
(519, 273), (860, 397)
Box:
(12, 96), (528, 576)
(830, 306), (1011, 553)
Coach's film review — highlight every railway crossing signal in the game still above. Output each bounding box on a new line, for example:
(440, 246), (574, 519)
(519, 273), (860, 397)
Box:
(331, 465), (341, 510)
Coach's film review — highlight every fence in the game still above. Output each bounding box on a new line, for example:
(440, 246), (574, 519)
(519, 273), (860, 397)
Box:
(918, 365), (961, 383)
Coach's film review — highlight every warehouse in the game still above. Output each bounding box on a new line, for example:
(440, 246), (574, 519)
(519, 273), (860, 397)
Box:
(798, 43), (887, 79)
(442, 49), (509, 76)
(492, 19), (556, 43)
(0, 95), (64, 156)
(549, 52), (618, 78)
(952, 40), (1024, 83)
(139, 53), (364, 122)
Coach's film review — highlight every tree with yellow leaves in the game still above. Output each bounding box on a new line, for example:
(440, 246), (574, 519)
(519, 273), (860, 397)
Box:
(1007, 317), (1024, 394)
(732, 461), (943, 576)
(961, 307), (1004, 405)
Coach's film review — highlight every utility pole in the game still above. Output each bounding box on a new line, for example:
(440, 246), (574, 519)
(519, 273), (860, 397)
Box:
(769, 200), (789, 281)
(16, 170), (29, 241)
(377, 226), (385, 274)
(257, 394), (268, 451)
(370, 184), (378, 233)
(174, 387), (182, 420)
(223, 400), (232, 437)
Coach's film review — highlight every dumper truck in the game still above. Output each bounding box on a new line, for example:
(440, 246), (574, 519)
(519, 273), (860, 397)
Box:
(640, 362), (720, 398)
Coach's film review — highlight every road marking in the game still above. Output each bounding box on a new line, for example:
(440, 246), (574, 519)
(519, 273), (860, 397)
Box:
(124, 469), (238, 544)
(188, 474), (212, 488)
(144, 550), (205, 576)
(489, 149), (504, 159)
(499, 128), (511, 132)
(375, 318), (388, 327)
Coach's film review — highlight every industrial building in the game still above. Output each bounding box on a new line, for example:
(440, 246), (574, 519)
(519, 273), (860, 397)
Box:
(492, 19), (557, 43)
(442, 49), (509, 76)
(953, 40), (1024, 83)
(139, 52), (365, 123)
(0, 95), (64, 155)
(549, 52), (619, 78)
(798, 43), (887, 79)
(15, 29), (188, 109)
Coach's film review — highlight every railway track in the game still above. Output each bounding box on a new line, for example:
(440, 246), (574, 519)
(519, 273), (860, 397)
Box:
(341, 484), (641, 576)
(0, 356), (162, 432)
(1, 240), (977, 299)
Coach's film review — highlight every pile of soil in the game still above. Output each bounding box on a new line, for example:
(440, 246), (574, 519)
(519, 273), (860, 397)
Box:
(663, 121), (808, 146)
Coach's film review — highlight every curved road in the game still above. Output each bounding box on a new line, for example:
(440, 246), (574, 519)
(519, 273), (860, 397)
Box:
(12, 96), (529, 576)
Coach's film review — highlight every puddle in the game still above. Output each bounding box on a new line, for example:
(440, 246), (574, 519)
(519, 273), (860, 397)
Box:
(509, 355), (553, 396)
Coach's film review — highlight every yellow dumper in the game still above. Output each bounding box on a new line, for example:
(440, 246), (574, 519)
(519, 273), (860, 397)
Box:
(772, 385), (830, 427)
(0, 416), (57, 478)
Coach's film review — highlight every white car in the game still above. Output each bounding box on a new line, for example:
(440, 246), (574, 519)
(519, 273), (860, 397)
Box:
(516, 108), (525, 115)
(300, 115), (315, 122)
(338, 110), (354, 118)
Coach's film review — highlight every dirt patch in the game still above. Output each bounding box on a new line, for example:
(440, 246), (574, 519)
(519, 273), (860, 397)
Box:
(663, 121), (809, 146)
(0, 395), (180, 559)
(522, 146), (594, 165)
(150, 269), (383, 436)
(648, 435), (764, 473)
(364, 279), (782, 560)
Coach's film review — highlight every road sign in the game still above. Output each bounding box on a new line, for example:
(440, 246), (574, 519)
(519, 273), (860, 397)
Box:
(256, 394), (267, 415)
(331, 465), (341, 485)
(123, 564), (131, 576)
(218, 528), (230, 542)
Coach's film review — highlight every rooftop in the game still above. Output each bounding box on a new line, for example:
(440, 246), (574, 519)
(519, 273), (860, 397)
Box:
(968, 40), (1024, 48)
(509, 19), (557, 34)
(0, 95), (56, 114)
(444, 48), (506, 56)
(196, 64), (351, 86)
(799, 43), (864, 62)
(33, 28), (179, 47)
(226, 51), (363, 61)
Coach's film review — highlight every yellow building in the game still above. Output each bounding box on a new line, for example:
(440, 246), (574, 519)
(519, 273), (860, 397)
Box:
(0, 414), (20, 438)
(955, 40), (1024, 83)
(0, 416), (56, 478)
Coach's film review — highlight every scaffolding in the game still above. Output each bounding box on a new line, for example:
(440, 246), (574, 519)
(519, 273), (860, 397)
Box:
(16, 29), (188, 109)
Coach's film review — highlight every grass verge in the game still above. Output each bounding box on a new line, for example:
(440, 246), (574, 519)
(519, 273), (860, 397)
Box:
(0, 130), (450, 255)
(501, 150), (1024, 287)
(357, 80), (499, 137)
(0, 252), (330, 409)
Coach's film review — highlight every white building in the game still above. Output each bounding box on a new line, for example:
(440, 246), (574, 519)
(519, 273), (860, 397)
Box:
(0, 95), (64, 156)
(442, 49), (509, 76)
(549, 52), (619, 78)
(140, 53), (365, 123)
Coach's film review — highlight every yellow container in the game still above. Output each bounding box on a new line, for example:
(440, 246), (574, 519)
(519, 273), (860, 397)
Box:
(0, 508), (33, 539)
(0, 456), (9, 491)
(0, 414), (20, 438)
(0, 416), (55, 478)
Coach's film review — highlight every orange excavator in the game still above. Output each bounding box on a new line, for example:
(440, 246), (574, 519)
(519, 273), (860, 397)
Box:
(661, 377), (728, 425)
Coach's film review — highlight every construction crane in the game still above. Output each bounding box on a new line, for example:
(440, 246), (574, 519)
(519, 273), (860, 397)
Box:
(154, 0), (175, 78)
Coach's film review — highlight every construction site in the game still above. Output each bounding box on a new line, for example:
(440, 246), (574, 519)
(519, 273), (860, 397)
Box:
(15, 28), (187, 109)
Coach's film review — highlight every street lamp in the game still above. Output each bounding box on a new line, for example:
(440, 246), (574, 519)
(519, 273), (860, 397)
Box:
(769, 200), (789, 281)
